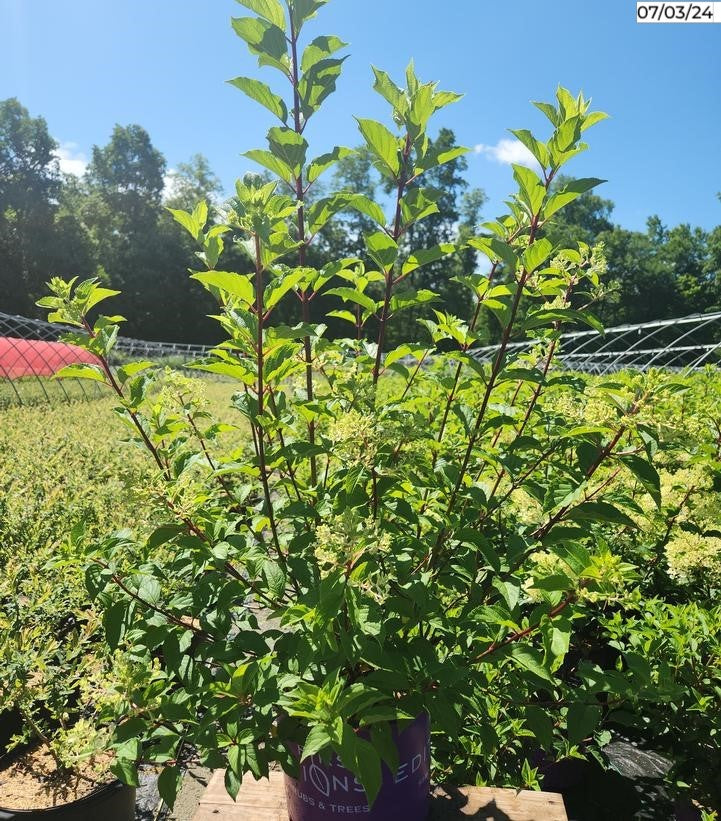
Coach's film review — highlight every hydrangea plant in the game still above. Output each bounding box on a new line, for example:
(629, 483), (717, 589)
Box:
(38, 0), (689, 808)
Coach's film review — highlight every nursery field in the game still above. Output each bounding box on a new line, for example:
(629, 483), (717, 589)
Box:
(0, 379), (240, 553)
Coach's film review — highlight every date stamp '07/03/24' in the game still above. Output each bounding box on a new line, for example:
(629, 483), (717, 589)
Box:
(637, 2), (721, 21)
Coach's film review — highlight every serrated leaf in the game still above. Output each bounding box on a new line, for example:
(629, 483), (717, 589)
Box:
(231, 16), (288, 64)
(521, 238), (553, 273)
(355, 118), (400, 178)
(243, 149), (295, 185)
(301, 35), (346, 72)
(157, 766), (183, 808)
(566, 703), (602, 746)
(364, 231), (398, 270)
(236, 0), (286, 28)
(307, 146), (351, 183)
(545, 178), (606, 219)
(263, 560), (286, 600)
(53, 363), (106, 383)
(620, 454), (661, 508)
(228, 76), (288, 122)
(192, 271), (255, 305)
(302, 724), (331, 760)
(267, 127), (308, 176)
(402, 243), (455, 275)
(566, 501), (637, 529)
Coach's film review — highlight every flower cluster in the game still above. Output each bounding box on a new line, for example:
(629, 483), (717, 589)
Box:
(665, 531), (721, 588)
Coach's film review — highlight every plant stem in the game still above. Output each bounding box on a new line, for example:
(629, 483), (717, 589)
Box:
(372, 133), (412, 385)
(288, 13), (318, 487)
(253, 233), (283, 561)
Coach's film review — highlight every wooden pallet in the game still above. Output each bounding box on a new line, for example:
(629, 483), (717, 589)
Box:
(192, 770), (568, 821)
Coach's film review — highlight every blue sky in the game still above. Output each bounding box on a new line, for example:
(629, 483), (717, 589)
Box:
(2, 0), (719, 232)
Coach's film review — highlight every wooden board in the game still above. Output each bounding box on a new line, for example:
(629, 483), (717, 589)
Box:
(192, 770), (568, 821)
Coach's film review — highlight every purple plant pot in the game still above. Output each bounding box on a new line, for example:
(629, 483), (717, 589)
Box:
(284, 713), (430, 821)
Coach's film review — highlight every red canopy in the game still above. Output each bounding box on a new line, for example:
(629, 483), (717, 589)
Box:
(0, 337), (101, 378)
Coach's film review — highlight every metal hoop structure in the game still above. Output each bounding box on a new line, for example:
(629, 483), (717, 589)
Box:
(470, 312), (721, 375)
(0, 311), (213, 407)
(2, 310), (720, 407)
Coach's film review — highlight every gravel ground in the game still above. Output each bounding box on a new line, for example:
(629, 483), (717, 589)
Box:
(135, 765), (212, 821)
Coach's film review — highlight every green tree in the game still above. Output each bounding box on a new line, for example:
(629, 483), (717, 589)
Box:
(164, 153), (223, 212)
(651, 218), (715, 314)
(83, 125), (177, 338)
(0, 99), (60, 314)
(595, 225), (680, 324)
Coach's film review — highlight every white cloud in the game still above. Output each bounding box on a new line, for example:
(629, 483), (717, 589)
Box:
(474, 138), (540, 170)
(163, 169), (178, 199)
(54, 142), (88, 177)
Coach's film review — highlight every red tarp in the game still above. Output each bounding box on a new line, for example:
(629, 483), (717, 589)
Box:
(0, 337), (101, 378)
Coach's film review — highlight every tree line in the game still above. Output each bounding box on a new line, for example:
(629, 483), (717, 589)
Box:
(2, 97), (720, 345)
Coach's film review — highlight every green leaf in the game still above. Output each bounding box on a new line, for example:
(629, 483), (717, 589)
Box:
(224, 767), (242, 801)
(525, 705), (554, 749)
(301, 35), (347, 72)
(157, 766), (183, 808)
(355, 118), (400, 178)
(263, 559), (287, 600)
(117, 360), (154, 384)
(545, 178), (606, 219)
(341, 193), (387, 227)
(103, 601), (129, 650)
(236, 0), (286, 28)
(110, 758), (140, 788)
(267, 127), (308, 177)
(566, 703), (602, 746)
(85, 286), (121, 312)
(620, 454), (661, 508)
(231, 17), (288, 66)
(521, 238), (553, 273)
(510, 646), (555, 685)
(533, 100), (560, 126)
(339, 725), (382, 806)
(513, 164), (546, 214)
(298, 57), (347, 118)
(372, 67), (405, 114)
(168, 207), (203, 241)
(566, 501), (637, 529)
(290, 0), (328, 31)
(192, 271), (255, 305)
(524, 307), (604, 334)
(325, 287), (377, 314)
(327, 309), (357, 325)
(302, 725), (331, 760)
(264, 268), (308, 310)
(53, 363), (106, 383)
(509, 129), (549, 168)
(467, 236), (518, 272)
(364, 231), (398, 270)
(228, 77), (288, 123)
(307, 146), (351, 184)
(243, 149), (294, 185)
(402, 243), (455, 275)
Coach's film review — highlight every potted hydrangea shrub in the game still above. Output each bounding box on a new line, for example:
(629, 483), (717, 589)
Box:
(0, 547), (135, 820)
(40, 1), (677, 817)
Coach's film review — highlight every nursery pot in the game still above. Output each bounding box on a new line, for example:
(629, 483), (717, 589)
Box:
(0, 779), (135, 821)
(284, 713), (430, 821)
(0, 720), (134, 821)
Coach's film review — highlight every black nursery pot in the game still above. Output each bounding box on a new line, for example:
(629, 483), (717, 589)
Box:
(0, 710), (135, 821)
(0, 780), (136, 821)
